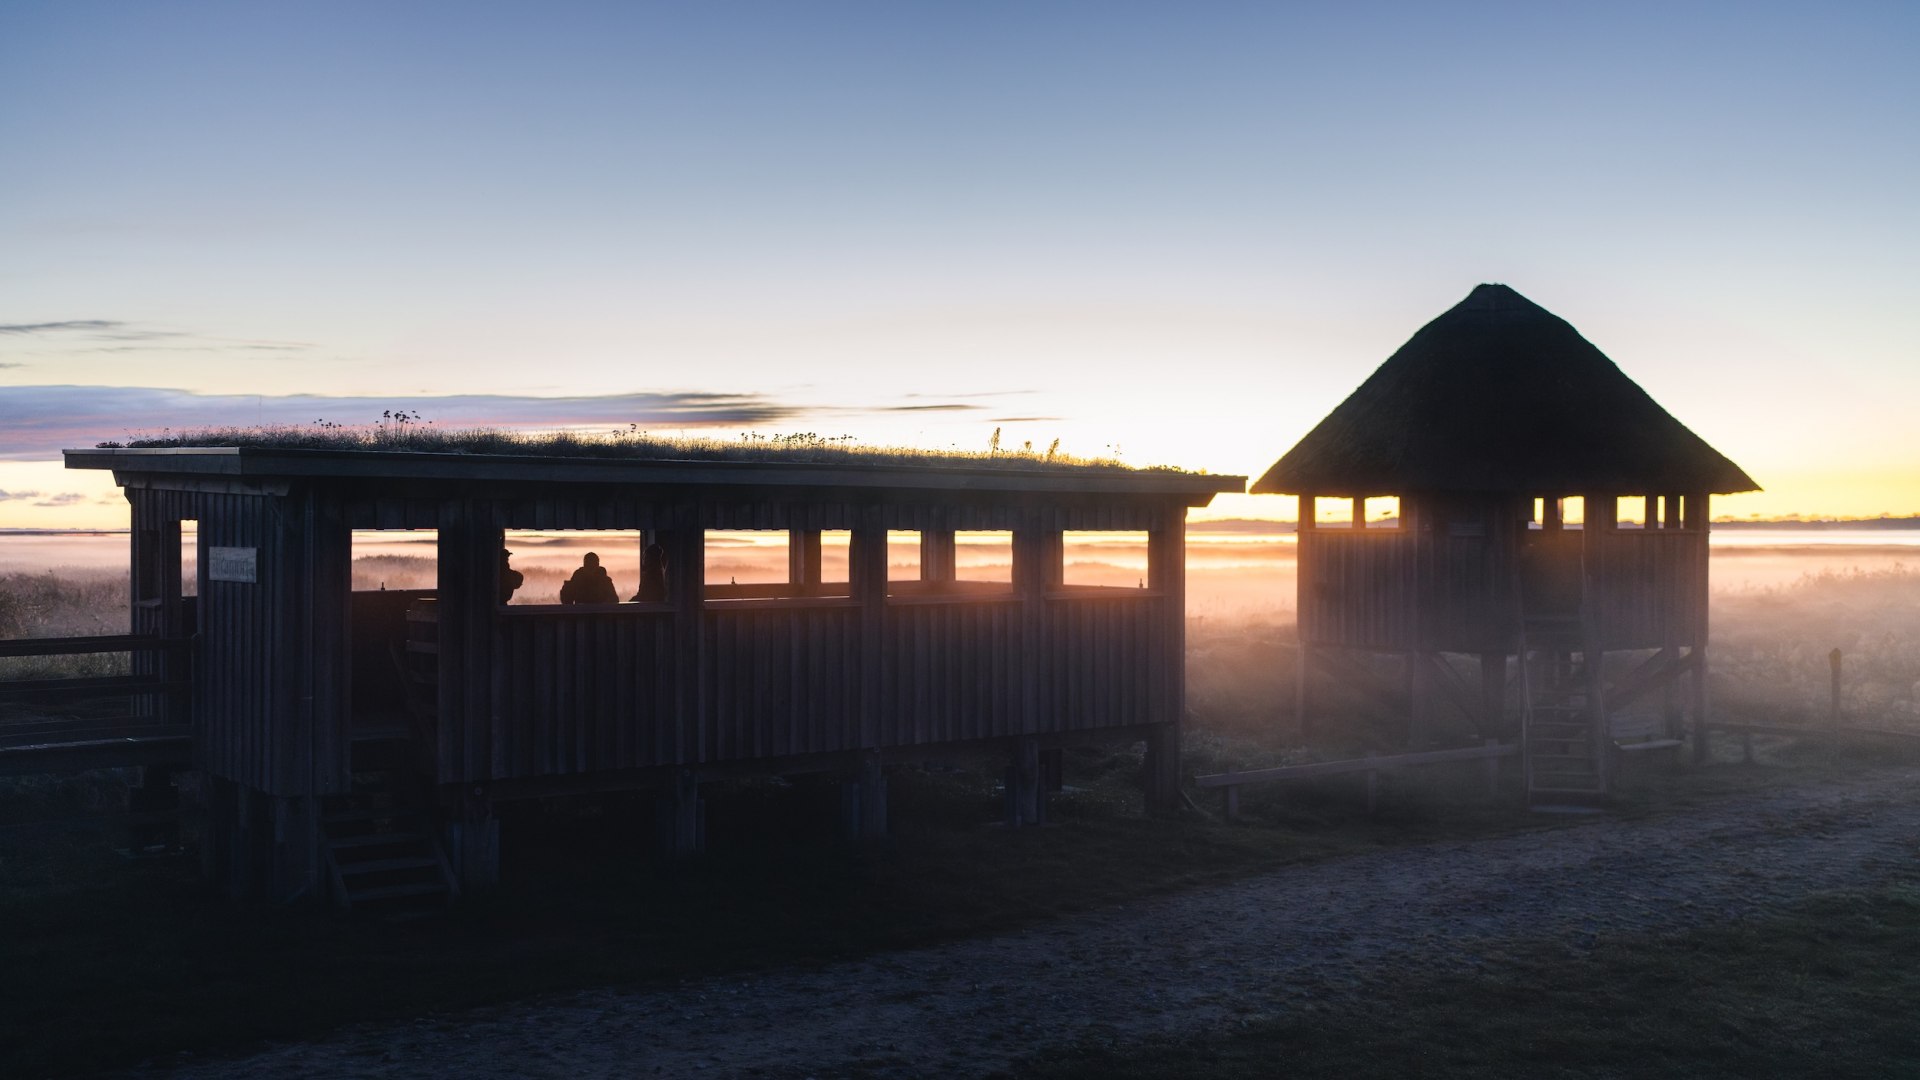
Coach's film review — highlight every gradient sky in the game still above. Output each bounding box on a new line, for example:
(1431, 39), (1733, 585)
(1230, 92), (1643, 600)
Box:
(2, 1), (1915, 529)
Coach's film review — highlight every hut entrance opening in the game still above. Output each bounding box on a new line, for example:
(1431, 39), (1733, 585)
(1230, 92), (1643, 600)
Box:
(347, 529), (439, 738)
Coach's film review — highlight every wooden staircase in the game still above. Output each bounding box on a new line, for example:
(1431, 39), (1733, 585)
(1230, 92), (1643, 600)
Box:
(321, 736), (459, 917)
(1518, 616), (1610, 806)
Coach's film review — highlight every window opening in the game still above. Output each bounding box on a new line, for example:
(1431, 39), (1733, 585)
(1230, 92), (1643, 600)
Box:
(1362, 497), (1401, 529)
(1312, 497), (1354, 528)
(1561, 496), (1586, 528)
(705, 530), (791, 598)
(888, 531), (920, 582)
(352, 529), (440, 593)
(349, 529), (441, 723)
(1061, 531), (1150, 588)
(498, 530), (643, 604)
(1615, 496), (1648, 530)
(180, 520), (199, 597)
(954, 531), (1014, 586)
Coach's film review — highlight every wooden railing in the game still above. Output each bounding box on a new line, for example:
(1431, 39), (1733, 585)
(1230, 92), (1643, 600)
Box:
(0, 635), (193, 772)
(1196, 740), (1515, 818)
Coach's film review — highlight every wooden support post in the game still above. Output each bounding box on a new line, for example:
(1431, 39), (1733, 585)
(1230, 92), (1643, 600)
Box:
(859, 751), (888, 837)
(268, 793), (322, 904)
(1829, 648), (1843, 728)
(1222, 782), (1240, 822)
(1144, 722), (1181, 814)
(852, 510), (887, 749)
(125, 763), (180, 853)
(921, 529), (956, 585)
(446, 783), (500, 890)
(842, 751), (888, 840)
(1039, 747), (1064, 793)
(1483, 737), (1501, 799)
(1691, 646), (1711, 764)
(203, 776), (242, 898)
(1660, 647), (1684, 741)
(1294, 644), (1313, 737)
(1363, 755), (1379, 814)
(1006, 737), (1043, 826)
(1405, 651), (1426, 747)
(656, 768), (704, 856)
(665, 508), (705, 768)
(1146, 509), (1186, 813)
(789, 528), (822, 594)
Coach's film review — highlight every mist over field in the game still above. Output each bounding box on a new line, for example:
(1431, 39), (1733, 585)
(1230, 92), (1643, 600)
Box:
(5, 530), (1916, 749)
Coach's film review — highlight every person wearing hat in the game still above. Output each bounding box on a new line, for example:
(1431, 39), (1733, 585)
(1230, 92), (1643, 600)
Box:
(560, 551), (619, 605)
(499, 548), (524, 605)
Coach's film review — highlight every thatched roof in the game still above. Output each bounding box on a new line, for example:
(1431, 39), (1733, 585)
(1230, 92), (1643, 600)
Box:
(1251, 284), (1757, 496)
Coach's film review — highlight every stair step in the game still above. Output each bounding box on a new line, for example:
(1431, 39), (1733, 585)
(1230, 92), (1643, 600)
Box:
(337, 855), (439, 876)
(328, 830), (433, 851)
(346, 881), (448, 903)
(1616, 739), (1685, 753)
(324, 807), (428, 825)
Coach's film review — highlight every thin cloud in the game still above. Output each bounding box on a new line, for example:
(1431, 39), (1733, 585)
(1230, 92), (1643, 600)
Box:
(0, 490), (44, 501)
(875, 404), (984, 414)
(32, 493), (86, 507)
(0, 319), (315, 353)
(0, 385), (807, 460)
(0, 320), (127, 335)
(987, 416), (1066, 423)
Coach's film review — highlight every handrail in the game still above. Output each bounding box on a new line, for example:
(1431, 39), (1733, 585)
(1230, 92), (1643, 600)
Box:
(1195, 741), (1516, 788)
(0, 635), (189, 659)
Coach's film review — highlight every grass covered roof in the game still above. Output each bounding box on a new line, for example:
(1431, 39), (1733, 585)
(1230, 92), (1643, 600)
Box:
(1252, 284), (1758, 497)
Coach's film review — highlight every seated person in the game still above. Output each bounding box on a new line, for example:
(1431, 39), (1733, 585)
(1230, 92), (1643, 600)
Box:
(499, 548), (524, 604)
(558, 551), (619, 605)
(632, 542), (668, 602)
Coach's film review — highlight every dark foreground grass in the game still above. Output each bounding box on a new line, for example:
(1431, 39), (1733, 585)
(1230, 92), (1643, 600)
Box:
(1031, 883), (1920, 1080)
(1, 742), (1912, 1077)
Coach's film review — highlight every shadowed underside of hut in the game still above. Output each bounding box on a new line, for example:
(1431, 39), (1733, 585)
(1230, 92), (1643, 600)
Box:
(1253, 284), (1757, 804)
(66, 445), (1241, 906)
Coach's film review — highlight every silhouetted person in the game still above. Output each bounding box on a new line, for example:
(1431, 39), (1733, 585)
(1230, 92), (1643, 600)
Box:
(559, 551), (619, 605)
(499, 549), (524, 605)
(632, 542), (668, 602)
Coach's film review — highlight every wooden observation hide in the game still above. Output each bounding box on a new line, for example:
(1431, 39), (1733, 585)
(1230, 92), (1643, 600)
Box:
(1253, 284), (1757, 803)
(67, 445), (1240, 903)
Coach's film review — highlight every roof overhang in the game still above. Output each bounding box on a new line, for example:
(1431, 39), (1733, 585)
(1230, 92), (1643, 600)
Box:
(66, 447), (1247, 505)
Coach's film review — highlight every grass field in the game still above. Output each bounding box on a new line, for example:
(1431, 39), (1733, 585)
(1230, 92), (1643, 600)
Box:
(1030, 881), (1920, 1080)
(1, 565), (1917, 1075)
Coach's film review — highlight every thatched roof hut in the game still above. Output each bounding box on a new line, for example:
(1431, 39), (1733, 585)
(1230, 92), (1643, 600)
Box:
(1252, 283), (1757, 497)
(1256, 284), (1755, 803)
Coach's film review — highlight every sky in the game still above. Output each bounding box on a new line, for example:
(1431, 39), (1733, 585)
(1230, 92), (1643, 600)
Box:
(2, 1), (1915, 529)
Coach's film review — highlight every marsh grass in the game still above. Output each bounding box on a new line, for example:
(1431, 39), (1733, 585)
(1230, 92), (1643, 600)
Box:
(102, 423), (1180, 474)
(3, 560), (1919, 1073)
(1714, 565), (1920, 729)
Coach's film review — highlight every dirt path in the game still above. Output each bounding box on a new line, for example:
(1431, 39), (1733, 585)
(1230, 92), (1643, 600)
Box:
(140, 768), (1920, 1079)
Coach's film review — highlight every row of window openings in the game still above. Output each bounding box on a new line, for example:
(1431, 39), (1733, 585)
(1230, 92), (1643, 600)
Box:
(342, 530), (1152, 605)
(1304, 496), (1694, 532)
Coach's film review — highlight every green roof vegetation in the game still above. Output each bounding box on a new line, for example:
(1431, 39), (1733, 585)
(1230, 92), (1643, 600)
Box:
(98, 422), (1204, 475)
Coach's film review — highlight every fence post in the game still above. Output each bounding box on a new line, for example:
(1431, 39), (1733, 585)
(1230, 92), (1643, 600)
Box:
(1829, 648), (1843, 729)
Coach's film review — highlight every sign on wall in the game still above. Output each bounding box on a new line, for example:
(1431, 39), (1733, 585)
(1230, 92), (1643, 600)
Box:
(208, 546), (257, 583)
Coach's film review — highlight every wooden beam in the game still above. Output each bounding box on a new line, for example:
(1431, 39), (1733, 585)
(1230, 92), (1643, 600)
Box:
(1606, 649), (1701, 712)
(1195, 741), (1516, 787)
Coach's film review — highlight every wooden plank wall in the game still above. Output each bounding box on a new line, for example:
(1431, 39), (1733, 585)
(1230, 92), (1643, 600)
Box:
(1298, 529), (1418, 650)
(1297, 493), (1710, 657)
(426, 495), (1187, 783)
(1589, 524), (1707, 651)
